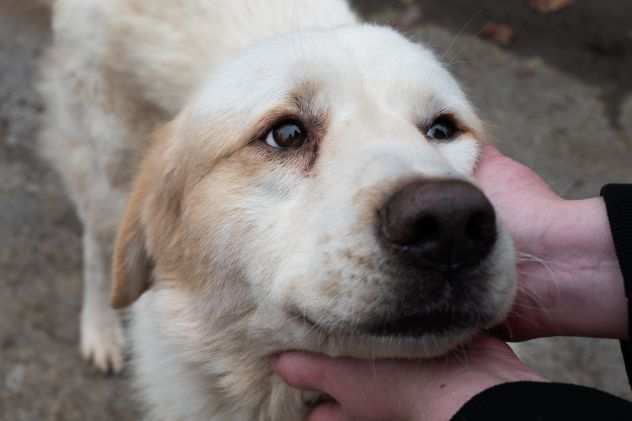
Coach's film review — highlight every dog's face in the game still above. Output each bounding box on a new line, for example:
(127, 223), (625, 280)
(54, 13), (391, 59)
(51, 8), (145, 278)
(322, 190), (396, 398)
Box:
(113, 25), (516, 359)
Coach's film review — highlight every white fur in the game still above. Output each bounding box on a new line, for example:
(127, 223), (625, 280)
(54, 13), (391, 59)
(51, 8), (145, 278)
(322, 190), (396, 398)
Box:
(39, 1), (517, 419)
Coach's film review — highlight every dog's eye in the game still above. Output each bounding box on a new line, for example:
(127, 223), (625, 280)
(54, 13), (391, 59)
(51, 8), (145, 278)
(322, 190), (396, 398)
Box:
(425, 115), (460, 141)
(264, 120), (307, 149)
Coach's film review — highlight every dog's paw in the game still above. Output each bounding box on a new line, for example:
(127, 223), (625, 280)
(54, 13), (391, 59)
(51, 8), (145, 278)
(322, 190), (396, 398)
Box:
(80, 309), (126, 374)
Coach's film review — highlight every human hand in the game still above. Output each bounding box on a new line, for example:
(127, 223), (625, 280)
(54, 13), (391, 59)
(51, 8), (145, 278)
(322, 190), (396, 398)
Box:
(275, 336), (544, 421)
(476, 144), (627, 341)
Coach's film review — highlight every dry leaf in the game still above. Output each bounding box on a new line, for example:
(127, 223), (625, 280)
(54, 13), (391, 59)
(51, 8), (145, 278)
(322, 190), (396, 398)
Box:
(529, 0), (573, 14)
(480, 23), (514, 46)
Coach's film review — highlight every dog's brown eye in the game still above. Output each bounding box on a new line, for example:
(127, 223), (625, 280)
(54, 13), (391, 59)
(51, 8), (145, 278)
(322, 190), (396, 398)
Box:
(265, 120), (307, 149)
(426, 115), (459, 141)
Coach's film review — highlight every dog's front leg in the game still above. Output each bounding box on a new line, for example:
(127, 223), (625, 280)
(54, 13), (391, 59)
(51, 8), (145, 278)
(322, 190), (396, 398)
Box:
(80, 229), (125, 373)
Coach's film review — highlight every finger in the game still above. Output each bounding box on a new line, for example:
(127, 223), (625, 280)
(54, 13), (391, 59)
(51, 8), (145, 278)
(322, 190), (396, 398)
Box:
(460, 335), (525, 368)
(274, 352), (370, 396)
(468, 334), (510, 350)
(274, 352), (419, 421)
(475, 143), (505, 179)
(274, 352), (332, 390)
(308, 403), (347, 421)
(486, 323), (516, 342)
(479, 142), (502, 160)
(465, 335), (513, 355)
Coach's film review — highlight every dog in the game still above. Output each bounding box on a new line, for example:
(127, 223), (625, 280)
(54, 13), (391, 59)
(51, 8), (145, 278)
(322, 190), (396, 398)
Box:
(38, 0), (518, 419)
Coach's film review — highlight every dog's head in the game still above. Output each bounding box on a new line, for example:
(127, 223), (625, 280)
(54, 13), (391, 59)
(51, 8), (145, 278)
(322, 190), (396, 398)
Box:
(112, 25), (516, 359)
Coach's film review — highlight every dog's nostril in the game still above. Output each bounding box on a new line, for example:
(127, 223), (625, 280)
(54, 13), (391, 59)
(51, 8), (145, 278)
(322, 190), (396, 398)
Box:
(466, 210), (495, 242)
(384, 211), (440, 246)
(379, 179), (497, 271)
(411, 214), (440, 245)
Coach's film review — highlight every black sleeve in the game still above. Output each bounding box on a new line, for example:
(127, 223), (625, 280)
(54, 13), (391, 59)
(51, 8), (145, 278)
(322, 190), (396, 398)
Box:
(601, 184), (632, 387)
(452, 382), (632, 420)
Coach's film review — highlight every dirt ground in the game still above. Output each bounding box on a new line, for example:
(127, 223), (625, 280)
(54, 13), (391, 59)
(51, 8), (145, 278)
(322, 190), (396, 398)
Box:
(1, 1), (631, 420)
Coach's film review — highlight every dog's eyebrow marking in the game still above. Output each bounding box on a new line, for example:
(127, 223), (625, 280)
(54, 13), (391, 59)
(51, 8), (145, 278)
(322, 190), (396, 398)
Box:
(288, 82), (329, 174)
(289, 81), (329, 127)
(290, 81), (319, 113)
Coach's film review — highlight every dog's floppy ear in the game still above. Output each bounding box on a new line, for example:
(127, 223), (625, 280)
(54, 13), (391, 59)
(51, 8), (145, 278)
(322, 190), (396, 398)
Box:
(111, 183), (153, 309)
(111, 124), (182, 309)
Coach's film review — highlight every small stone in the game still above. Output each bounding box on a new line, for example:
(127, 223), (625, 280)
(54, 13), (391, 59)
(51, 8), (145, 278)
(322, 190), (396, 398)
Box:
(5, 365), (25, 393)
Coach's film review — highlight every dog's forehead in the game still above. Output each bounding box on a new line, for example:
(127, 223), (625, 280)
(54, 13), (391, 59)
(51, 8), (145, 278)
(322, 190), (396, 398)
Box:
(185, 25), (479, 143)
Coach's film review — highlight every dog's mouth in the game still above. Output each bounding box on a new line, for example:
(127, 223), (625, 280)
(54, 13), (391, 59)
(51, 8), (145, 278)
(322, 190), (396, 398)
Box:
(288, 306), (493, 340)
(360, 310), (491, 337)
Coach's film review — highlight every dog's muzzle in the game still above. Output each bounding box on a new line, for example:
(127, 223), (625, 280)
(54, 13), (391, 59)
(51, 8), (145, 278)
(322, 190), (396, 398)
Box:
(367, 178), (499, 336)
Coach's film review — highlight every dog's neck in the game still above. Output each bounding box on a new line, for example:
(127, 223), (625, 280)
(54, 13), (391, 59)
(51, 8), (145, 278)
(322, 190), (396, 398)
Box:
(131, 291), (310, 421)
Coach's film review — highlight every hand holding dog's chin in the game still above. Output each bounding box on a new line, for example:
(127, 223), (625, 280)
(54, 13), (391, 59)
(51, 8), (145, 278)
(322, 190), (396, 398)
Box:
(476, 144), (627, 341)
(274, 336), (544, 421)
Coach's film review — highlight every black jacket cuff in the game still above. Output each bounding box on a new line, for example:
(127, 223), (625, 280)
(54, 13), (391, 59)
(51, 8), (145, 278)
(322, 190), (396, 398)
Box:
(601, 184), (632, 388)
(452, 382), (632, 420)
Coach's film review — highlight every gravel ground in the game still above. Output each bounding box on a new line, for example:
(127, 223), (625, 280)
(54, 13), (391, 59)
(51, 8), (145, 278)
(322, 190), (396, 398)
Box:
(1, 1), (631, 420)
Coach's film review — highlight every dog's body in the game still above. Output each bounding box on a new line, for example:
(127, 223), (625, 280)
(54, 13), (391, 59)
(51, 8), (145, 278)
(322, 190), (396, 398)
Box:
(40, 1), (517, 420)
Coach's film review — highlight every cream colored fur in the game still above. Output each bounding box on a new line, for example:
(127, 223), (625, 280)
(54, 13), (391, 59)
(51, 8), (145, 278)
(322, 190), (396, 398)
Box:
(39, 1), (517, 420)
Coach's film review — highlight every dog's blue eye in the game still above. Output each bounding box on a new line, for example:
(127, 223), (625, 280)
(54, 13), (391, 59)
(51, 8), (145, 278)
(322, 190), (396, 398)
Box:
(265, 120), (307, 149)
(426, 115), (459, 141)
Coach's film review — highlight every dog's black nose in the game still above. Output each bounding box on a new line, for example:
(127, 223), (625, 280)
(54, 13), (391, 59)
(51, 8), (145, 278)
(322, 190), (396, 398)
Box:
(379, 179), (497, 271)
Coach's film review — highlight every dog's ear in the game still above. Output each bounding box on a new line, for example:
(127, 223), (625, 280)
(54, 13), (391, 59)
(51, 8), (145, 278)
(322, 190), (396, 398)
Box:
(111, 124), (183, 309)
(111, 182), (153, 309)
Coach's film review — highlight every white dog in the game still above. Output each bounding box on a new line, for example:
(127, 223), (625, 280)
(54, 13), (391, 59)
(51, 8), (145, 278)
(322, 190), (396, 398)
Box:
(39, 0), (517, 419)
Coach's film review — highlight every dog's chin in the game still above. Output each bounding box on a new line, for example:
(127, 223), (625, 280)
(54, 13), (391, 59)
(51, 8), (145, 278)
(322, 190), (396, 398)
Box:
(289, 312), (491, 360)
(316, 327), (478, 360)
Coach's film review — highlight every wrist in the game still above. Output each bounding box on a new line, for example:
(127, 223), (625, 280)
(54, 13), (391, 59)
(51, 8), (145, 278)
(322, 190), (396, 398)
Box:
(413, 338), (546, 420)
(538, 198), (627, 340)
(552, 198), (618, 266)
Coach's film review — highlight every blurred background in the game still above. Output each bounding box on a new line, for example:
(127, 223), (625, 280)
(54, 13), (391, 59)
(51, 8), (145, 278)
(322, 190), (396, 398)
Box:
(1, 1), (631, 419)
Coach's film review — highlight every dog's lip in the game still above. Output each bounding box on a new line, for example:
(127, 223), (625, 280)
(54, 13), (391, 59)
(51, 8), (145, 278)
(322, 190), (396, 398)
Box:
(360, 310), (487, 337)
(287, 307), (489, 339)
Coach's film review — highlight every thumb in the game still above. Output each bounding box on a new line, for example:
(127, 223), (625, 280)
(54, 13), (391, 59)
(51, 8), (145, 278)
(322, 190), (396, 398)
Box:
(308, 403), (347, 421)
(274, 352), (419, 421)
(273, 352), (367, 396)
